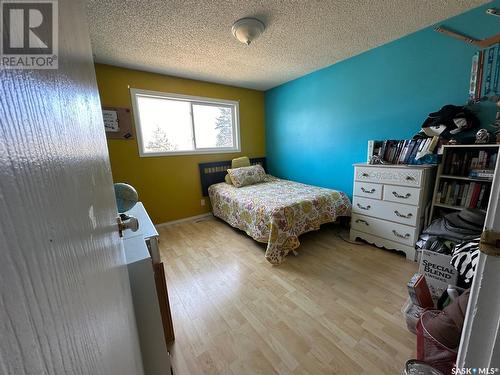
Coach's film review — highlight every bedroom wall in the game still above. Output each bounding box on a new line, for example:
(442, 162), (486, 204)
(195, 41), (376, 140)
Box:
(95, 64), (265, 224)
(265, 1), (500, 198)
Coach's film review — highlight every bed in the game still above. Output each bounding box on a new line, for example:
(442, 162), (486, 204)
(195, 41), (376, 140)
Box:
(201, 159), (351, 264)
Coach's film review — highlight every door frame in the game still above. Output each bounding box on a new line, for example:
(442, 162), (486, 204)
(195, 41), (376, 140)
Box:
(457, 154), (500, 369)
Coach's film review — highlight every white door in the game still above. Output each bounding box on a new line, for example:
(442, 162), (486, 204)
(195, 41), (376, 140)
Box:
(0, 1), (144, 374)
(457, 152), (500, 369)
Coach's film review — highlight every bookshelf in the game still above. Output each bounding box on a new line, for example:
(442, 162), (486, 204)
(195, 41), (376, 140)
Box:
(428, 144), (499, 225)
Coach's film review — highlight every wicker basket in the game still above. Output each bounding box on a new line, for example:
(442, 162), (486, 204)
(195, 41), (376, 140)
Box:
(416, 310), (457, 375)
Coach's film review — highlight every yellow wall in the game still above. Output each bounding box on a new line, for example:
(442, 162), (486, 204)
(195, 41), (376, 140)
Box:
(95, 64), (265, 224)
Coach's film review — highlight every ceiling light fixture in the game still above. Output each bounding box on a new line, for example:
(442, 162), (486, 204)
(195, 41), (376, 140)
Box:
(231, 17), (265, 45)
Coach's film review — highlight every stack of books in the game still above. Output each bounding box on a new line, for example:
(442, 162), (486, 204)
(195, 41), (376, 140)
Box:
(436, 180), (490, 209)
(372, 138), (436, 164)
(469, 169), (495, 180)
(443, 150), (497, 177)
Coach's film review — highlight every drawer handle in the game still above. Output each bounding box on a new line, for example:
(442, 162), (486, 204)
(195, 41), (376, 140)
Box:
(361, 172), (369, 177)
(357, 203), (371, 210)
(361, 187), (376, 194)
(406, 175), (415, 181)
(355, 219), (369, 226)
(394, 210), (413, 219)
(392, 230), (410, 239)
(392, 191), (411, 199)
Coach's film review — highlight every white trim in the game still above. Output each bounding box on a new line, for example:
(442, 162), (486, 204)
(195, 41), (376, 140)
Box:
(135, 148), (241, 157)
(457, 148), (500, 369)
(130, 88), (241, 157)
(155, 213), (213, 229)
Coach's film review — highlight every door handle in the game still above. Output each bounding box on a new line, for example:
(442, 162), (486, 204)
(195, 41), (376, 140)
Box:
(117, 214), (139, 237)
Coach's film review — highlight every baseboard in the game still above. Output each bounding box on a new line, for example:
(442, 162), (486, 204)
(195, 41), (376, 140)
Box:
(155, 212), (213, 229)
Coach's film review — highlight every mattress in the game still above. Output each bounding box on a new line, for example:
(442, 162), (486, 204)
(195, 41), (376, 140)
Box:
(208, 176), (351, 264)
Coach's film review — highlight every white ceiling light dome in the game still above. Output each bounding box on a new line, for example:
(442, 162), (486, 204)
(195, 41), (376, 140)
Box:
(231, 17), (265, 45)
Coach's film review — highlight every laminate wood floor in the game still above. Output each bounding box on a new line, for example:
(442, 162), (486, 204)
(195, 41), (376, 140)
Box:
(159, 216), (417, 375)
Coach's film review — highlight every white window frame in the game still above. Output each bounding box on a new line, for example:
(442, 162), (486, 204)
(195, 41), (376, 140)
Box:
(130, 88), (241, 157)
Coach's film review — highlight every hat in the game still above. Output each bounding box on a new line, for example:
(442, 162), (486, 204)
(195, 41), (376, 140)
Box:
(445, 208), (486, 230)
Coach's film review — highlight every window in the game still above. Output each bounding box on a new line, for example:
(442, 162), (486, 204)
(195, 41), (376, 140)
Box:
(130, 89), (240, 156)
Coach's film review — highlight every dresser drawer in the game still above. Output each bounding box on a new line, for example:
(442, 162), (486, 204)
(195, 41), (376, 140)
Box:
(355, 166), (423, 187)
(352, 196), (418, 226)
(351, 213), (417, 246)
(383, 185), (421, 206)
(353, 181), (382, 199)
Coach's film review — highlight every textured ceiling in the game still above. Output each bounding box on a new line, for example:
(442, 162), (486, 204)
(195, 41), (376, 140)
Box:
(87, 0), (487, 91)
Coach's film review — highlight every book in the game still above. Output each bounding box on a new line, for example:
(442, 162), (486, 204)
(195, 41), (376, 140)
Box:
(477, 185), (487, 208)
(461, 184), (469, 207)
(460, 152), (469, 176)
(488, 153), (497, 169)
(469, 169), (494, 180)
(394, 140), (405, 163)
(440, 181), (448, 203)
(407, 273), (434, 309)
(457, 184), (465, 206)
(445, 182), (454, 205)
(415, 138), (431, 160)
(436, 180), (444, 203)
(447, 153), (458, 174)
(398, 140), (410, 164)
(470, 183), (481, 208)
(379, 140), (387, 158)
(465, 182), (475, 207)
(478, 151), (486, 169)
(470, 156), (479, 170)
(409, 139), (423, 164)
(428, 136), (439, 154)
(450, 183), (460, 206)
(384, 140), (396, 162)
(367, 140), (374, 162)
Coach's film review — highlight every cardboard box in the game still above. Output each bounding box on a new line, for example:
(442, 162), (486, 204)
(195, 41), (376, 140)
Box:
(418, 250), (458, 303)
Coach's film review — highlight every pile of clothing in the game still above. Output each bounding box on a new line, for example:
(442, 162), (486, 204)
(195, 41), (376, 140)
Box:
(417, 104), (479, 140)
(416, 209), (484, 285)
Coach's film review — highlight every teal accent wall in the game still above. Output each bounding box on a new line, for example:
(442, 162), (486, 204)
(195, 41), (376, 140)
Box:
(265, 1), (500, 197)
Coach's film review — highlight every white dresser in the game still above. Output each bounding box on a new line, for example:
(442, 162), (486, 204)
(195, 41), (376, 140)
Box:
(123, 203), (174, 375)
(349, 163), (435, 261)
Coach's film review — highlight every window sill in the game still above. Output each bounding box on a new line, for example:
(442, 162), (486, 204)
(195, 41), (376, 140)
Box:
(138, 148), (241, 157)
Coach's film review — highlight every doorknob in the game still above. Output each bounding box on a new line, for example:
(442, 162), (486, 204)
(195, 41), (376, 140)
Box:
(117, 214), (139, 237)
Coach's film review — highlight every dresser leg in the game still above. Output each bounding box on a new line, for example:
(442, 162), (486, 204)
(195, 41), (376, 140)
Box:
(349, 231), (357, 242)
(405, 248), (416, 262)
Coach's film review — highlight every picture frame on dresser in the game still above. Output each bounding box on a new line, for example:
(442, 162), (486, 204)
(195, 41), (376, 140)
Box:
(349, 163), (436, 261)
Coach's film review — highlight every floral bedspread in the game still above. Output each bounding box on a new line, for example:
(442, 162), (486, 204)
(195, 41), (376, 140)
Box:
(208, 176), (351, 265)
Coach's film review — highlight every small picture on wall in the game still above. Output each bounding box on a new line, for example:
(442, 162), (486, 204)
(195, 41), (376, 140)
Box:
(103, 110), (120, 132)
(102, 107), (134, 139)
